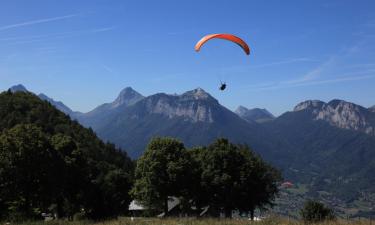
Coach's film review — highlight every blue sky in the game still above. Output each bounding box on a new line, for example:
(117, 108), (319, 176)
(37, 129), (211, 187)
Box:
(1, 0), (375, 115)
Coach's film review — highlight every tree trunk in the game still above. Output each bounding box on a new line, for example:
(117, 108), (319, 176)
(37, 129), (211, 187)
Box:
(250, 208), (255, 221)
(224, 207), (232, 218)
(164, 197), (168, 217)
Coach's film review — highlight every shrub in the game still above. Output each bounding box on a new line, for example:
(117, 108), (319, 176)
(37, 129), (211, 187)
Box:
(300, 200), (335, 223)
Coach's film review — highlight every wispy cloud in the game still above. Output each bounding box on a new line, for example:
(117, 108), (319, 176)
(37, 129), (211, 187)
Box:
(91, 26), (116, 33)
(0, 14), (81, 32)
(102, 65), (115, 74)
(283, 56), (336, 85)
(277, 39), (366, 87)
(247, 72), (375, 92)
(219, 57), (316, 74)
(2, 27), (116, 46)
(251, 57), (317, 69)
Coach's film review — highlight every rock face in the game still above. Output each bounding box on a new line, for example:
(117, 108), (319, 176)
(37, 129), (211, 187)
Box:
(369, 106), (375, 113)
(140, 88), (217, 123)
(263, 102), (375, 209)
(235, 106), (275, 123)
(111, 87), (145, 108)
(76, 88), (275, 158)
(294, 99), (375, 135)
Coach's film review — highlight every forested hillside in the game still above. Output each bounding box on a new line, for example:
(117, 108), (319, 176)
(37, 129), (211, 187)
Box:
(0, 90), (134, 220)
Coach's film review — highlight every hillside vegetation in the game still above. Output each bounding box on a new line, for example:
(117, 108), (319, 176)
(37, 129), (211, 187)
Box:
(0, 91), (134, 220)
(5, 217), (374, 225)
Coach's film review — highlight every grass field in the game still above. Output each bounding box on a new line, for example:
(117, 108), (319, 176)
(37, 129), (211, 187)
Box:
(6, 217), (375, 225)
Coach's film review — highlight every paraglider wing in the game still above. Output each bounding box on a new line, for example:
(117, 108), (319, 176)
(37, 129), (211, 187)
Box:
(195, 34), (250, 55)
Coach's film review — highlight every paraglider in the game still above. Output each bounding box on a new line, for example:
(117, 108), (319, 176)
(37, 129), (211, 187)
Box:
(281, 181), (293, 188)
(195, 33), (250, 55)
(219, 82), (226, 91)
(195, 33), (250, 91)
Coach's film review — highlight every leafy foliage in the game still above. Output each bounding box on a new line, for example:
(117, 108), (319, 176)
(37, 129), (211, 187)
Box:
(300, 200), (335, 223)
(0, 91), (133, 220)
(131, 137), (281, 218)
(197, 139), (281, 218)
(130, 137), (191, 215)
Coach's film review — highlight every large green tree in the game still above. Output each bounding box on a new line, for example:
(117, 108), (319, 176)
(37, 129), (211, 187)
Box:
(131, 137), (191, 216)
(0, 124), (62, 220)
(236, 145), (282, 220)
(199, 139), (244, 217)
(197, 139), (281, 218)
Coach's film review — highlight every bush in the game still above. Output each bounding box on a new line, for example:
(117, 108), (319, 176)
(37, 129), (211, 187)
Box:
(73, 212), (86, 221)
(300, 200), (335, 223)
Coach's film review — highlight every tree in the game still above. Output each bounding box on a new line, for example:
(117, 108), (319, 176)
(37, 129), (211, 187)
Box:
(300, 200), (335, 223)
(130, 137), (190, 216)
(236, 145), (282, 220)
(199, 138), (244, 218)
(0, 124), (62, 220)
(186, 147), (209, 213)
(0, 91), (134, 220)
(196, 139), (281, 218)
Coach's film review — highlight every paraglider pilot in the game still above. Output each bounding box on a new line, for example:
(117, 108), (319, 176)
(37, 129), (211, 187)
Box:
(219, 82), (226, 91)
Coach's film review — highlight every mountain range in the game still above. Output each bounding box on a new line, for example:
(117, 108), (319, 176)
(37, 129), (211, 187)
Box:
(5, 84), (375, 216)
(235, 106), (275, 123)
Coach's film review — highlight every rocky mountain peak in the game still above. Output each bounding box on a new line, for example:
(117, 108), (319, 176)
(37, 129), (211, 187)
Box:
(369, 105), (375, 113)
(235, 106), (275, 123)
(181, 88), (216, 102)
(293, 100), (325, 112)
(112, 87), (144, 108)
(10, 84), (28, 93)
(235, 105), (249, 116)
(140, 90), (217, 123)
(294, 99), (375, 135)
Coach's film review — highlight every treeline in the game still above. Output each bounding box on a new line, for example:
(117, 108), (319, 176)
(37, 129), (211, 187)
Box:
(0, 91), (281, 221)
(131, 137), (282, 219)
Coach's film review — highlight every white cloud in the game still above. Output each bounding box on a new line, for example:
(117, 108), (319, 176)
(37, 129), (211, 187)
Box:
(0, 14), (81, 32)
(249, 72), (375, 92)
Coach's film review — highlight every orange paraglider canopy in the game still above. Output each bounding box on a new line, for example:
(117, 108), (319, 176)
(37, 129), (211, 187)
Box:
(195, 34), (250, 55)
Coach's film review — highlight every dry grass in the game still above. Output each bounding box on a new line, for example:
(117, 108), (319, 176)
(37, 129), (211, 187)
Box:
(6, 217), (375, 225)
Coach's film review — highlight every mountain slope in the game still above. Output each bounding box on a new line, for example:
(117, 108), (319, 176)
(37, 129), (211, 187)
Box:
(38, 93), (78, 116)
(0, 90), (133, 219)
(76, 87), (144, 128)
(235, 106), (275, 123)
(263, 100), (375, 203)
(294, 100), (375, 135)
(8, 84), (79, 117)
(78, 88), (283, 159)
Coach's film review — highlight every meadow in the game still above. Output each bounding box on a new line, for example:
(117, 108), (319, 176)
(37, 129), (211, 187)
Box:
(6, 217), (374, 225)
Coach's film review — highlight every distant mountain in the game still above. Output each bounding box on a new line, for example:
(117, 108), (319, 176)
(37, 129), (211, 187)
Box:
(263, 100), (375, 209)
(3, 85), (375, 216)
(7, 84), (79, 117)
(75, 87), (144, 128)
(77, 88), (283, 158)
(9, 84), (28, 93)
(38, 93), (78, 116)
(235, 106), (275, 123)
(294, 99), (375, 135)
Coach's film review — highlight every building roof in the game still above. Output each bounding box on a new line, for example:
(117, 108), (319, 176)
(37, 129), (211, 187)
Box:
(129, 200), (145, 210)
